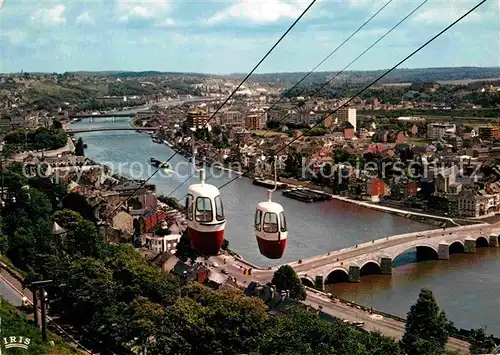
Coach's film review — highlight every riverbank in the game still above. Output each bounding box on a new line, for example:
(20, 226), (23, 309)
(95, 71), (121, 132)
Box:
(12, 137), (75, 162)
(327, 195), (467, 228)
(275, 178), (471, 228)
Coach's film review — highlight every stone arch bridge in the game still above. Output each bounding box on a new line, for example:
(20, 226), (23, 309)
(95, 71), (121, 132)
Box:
(253, 223), (500, 290)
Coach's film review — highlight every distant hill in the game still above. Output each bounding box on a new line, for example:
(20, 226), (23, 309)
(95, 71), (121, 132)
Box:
(18, 66), (500, 86)
(67, 70), (215, 78)
(233, 67), (500, 86)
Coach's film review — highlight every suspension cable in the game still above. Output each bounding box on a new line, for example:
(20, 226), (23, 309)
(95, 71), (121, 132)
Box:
(104, 0), (318, 219)
(165, 0), (399, 197)
(169, 0), (427, 198)
(217, 0), (487, 192)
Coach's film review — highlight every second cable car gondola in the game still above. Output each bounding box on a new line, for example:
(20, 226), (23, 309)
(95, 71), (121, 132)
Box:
(254, 157), (287, 259)
(186, 167), (226, 256)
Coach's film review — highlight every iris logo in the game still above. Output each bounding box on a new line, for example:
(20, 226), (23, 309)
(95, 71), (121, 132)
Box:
(2, 336), (31, 350)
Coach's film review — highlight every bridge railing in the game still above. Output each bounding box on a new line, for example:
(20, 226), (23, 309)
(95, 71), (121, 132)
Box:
(290, 223), (494, 267)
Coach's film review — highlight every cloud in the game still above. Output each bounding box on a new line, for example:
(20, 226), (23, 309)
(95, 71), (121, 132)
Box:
(2, 29), (27, 44)
(76, 11), (93, 25)
(116, 0), (171, 21)
(347, 0), (387, 9)
(157, 18), (176, 27)
(207, 0), (311, 24)
(415, 6), (482, 24)
(412, 0), (492, 25)
(30, 4), (65, 25)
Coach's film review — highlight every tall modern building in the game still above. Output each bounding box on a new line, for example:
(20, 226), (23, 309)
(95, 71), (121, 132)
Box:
(335, 108), (357, 132)
(427, 123), (456, 140)
(186, 108), (209, 129)
(244, 108), (267, 130)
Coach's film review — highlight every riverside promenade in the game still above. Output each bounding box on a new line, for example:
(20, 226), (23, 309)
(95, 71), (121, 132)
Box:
(12, 138), (76, 162)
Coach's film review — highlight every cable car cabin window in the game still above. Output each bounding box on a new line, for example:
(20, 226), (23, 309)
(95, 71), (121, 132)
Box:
(263, 212), (278, 233)
(186, 194), (193, 220)
(254, 209), (262, 231)
(215, 196), (224, 221)
(196, 197), (213, 222)
(279, 212), (287, 232)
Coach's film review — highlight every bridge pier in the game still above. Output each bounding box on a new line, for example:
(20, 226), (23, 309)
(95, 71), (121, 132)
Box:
(380, 258), (392, 275)
(464, 238), (476, 253)
(348, 265), (360, 283)
(438, 243), (450, 260)
(315, 276), (324, 291)
(489, 235), (499, 247)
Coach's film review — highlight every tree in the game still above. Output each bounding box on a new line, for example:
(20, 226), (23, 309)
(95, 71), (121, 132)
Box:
(62, 192), (97, 222)
(175, 231), (203, 264)
(122, 297), (166, 354)
(61, 257), (117, 326)
(52, 209), (103, 257)
(221, 239), (229, 251)
(53, 119), (63, 130)
(75, 137), (85, 156)
(402, 288), (450, 355)
(53, 209), (83, 230)
(254, 307), (401, 355)
(333, 148), (351, 164)
(271, 265), (306, 300)
(284, 152), (304, 178)
(469, 328), (497, 354)
(154, 283), (268, 355)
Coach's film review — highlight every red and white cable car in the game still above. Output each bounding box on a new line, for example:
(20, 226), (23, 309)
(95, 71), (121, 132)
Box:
(186, 154), (226, 256)
(254, 157), (287, 259)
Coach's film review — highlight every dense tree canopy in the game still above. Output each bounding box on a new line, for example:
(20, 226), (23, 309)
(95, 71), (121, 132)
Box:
(4, 127), (67, 151)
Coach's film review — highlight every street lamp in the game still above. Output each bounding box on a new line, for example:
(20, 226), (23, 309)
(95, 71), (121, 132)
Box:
(52, 221), (67, 257)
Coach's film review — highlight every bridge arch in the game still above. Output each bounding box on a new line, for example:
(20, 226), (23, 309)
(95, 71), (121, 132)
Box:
(475, 235), (489, 248)
(359, 260), (382, 276)
(391, 243), (439, 264)
(325, 267), (350, 284)
(299, 276), (315, 288)
(449, 240), (465, 254)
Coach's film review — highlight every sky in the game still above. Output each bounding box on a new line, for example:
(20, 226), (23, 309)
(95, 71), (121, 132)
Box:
(1, 0), (499, 74)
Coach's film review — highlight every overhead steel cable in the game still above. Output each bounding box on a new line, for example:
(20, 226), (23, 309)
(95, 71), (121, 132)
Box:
(169, 0), (428, 199)
(217, 0), (487, 191)
(165, 0), (396, 198)
(103, 0), (318, 219)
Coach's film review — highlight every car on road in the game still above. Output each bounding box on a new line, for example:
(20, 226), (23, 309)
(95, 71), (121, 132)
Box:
(221, 268), (229, 274)
(353, 321), (365, 328)
(211, 262), (219, 268)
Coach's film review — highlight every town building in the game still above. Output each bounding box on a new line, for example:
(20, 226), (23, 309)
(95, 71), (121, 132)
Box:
(334, 107), (357, 132)
(427, 122), (456, 140)
(186, 108), (210, 129)
(478, 125), (500, 141)
(245, 108), (267, 130)
(448, 136), (463, 150)
(220, 110), (244, 128)
(141, 232), (181, 254)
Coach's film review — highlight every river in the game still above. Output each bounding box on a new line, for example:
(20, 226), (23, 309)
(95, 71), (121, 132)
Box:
(69, 114), (500, 336)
